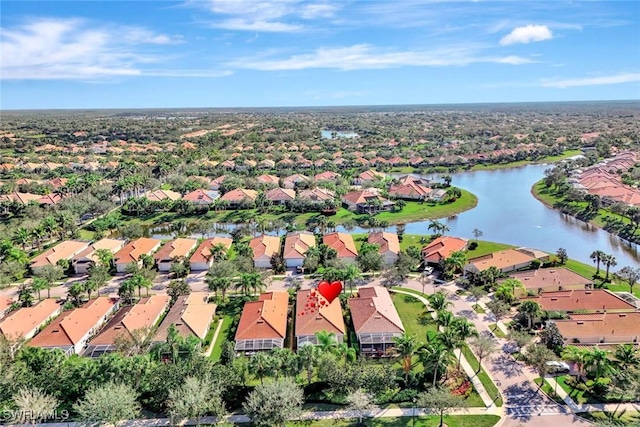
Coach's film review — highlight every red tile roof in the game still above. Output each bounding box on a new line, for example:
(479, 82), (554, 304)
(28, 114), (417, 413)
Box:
(235, 291), (289, 341)
(189, 237), (233, 264)
(295, 289), (345, 337)
(422, 236), (468, 263)
(323, 232), (358, 258)
(521, 290), (636, 312)
(368, 232), (400, 255)
(348, 287), (404, 334)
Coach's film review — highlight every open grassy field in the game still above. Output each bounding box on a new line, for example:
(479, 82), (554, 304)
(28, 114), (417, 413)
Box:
(287, 415), (501, 427)
(465, 240), (515, 259)
(469, 150), (583, 172)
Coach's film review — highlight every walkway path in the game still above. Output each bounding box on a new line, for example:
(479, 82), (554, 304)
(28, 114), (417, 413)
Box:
(203, 318), (224, 357)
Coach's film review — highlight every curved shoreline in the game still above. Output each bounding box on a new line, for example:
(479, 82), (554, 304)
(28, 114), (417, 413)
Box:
(530, 179), (639, 246)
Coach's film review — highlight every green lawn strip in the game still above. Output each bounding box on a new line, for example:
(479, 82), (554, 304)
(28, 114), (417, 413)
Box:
(577, 411), (640, 426)
(465, 240), (515, 259)
(487, 325), (506, 338)
(472, 304), (485, 314)
(209, 316), (232, 361)
(533, 378), (565, 404)
(287, 415), (501, 427)
(460, 346), (503, 407)
(553, 375), (611, 405)
(390, 293), (438, 339)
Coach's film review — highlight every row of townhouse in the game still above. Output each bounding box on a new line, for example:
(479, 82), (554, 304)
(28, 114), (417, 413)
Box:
(0, 292), (217, 357)
(234, 286), (405, 357)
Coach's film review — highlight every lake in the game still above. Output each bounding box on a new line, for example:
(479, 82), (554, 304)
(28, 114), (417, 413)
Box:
(321, 130), (359, 139)
(137, 164), (639, 267)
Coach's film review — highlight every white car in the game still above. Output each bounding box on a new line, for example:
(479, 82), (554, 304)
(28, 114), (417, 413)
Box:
(546, 361), (570, 374)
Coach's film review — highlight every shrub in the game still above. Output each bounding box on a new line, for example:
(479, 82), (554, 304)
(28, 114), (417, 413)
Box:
(403, 295), (419, 303)
(390, 388), (419, 403)
(468, 242), (478, 250)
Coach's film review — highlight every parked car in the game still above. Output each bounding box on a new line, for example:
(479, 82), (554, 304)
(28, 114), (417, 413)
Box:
(546, 361), (570, 374)
(296, 266), (304, 274)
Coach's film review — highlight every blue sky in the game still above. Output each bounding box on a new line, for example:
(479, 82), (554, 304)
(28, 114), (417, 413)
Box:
(1, 0), (639, 109)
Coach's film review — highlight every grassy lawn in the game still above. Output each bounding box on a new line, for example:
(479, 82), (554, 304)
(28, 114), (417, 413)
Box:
(460, 346), (503, 407)
(577, 411), (640, 426)
(78, 229), (95, 240)
(469, 150), (583, 172)
(487, 325), (506, 338)
(533, 378), (565, 404)
(390, 293), (438, 340)
(472, 304), (485, 314)
(209, 317), (232, 361)
(376, 190), (478, 224)
(466, 240), (515, 259)
(287, 415), (501, 427)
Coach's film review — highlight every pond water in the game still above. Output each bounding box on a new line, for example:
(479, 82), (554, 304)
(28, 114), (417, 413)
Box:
(321, 130), (359, 139)
(130, 164), (639, 267)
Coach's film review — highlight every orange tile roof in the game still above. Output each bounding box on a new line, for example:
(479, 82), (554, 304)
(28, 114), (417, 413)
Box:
(145, 189), (181, 201)
(249, 234), (281, 260)
(348, 287), (404, 334)
(368, 232), (400, 255)
(266, 187), (296, 202)
(468, 248), (536, 272)
(283, 231), (316, 259)
(422, 236), (468, 263)
(341, 190), (386, 206)
(235, 291), (289, 341)
(220, 188), (258, 202)
(29, 297), (117, 348)
(505, 267), (592, 291)
(31, 240), (89, 268)
(114, 238), (161, 265)
(323, 232), (358, 258)
(154, 238), (197, 261)
(155, 292), (217, 341)
(189, 237), (233, 264)
(521, 290), (636, 312)
(295, 289), (345, 337)
(0, 299), (61, 339)
(73, 239), (125, 264)
(555, 312), (640, 343)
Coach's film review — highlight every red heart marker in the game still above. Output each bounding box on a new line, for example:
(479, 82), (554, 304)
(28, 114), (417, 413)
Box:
(318, 280), (342, 304)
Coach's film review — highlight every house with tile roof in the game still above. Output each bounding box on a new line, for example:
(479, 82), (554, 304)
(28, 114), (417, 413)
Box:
(189, 237), (233, 271)
(348, 287), (405, 356)
(208, 175), (226, 191)
(323, 232), (358, 263)
(249, 234), (281, 268)
(283, 231), (316, 268)
(503, 267), (593, 296)
(113, 238), (162, 273)
(388, 180), (433, 201)
(235, 291), (289, 353)
(367, 232), (400, 265)
(0, 299), (62, 342)
(84, 295), (170, 357)
(219, 188), (258, 208)
(353, 170), (386, 185)
(154, 238), (198, 272)
(298, 188), (335, 203)
(314, 171), (341, 182)
(256, 174), (279, 185)
(182, 189), (219, 205)
(554, 312), (640, 345)
(465, 248), (546, 274)
(282, 174), (310, 189)
(30, 240), (90, 274)
(73, 238), (125, 275)
(28, 297), (118, 355)
(295, 289), (345, 347)
(145, 189), (181, 202)
(154, 292), (216, 343)
(265, 187), (296, 205)
(520, 289), (637, 314)
(422, 236), (468, 265)
(341, 190), (394, 214)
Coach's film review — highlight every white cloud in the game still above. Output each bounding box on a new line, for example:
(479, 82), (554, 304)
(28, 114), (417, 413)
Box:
(228, 44), (533, 71)
(0, 18), (226, 80)
(203, 0), (340, 32)
(541, 73), (640, 88)
(500, 25), (553, 45)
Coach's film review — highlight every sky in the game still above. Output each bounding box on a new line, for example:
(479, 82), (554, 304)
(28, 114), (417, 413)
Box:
(1, 0), (639, 109)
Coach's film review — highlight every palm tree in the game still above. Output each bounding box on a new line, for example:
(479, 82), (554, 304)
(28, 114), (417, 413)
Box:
(585, 348), (612, 381)
(393, 332), (421, 384)
(472, 228), (483, 243)
(562, 346), (588, 380)
(450, 318), (478, 370)
(13, 227), (31, 250)
(518, 300), (542, 330)
(314, 331), (338, 354)
(94, 249), (114, 269)
(427, 292), (452, 312)
(297, 343), (318, 385)
(590, 250), (604, 276)
(420, 338), (455, 387)
(444, 250), (467, 274)
(249, 351), (272, 384)
(336, 343), (357, 363)
(31, 277), (47, 301)
(435, 310), (454, 329)
(341, 263), (362, 294)
(614, 344), (638, 370)
(237, 272), (263, 296)
(603, 254), (617, 280)
(209, 243), (228, 262)
(118, 279), (136, 304)
(428, 220), (449, 237)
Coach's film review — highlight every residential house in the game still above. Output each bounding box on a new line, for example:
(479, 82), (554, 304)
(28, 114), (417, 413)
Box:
(353, 170), (386, 185)
(30, 240), (89, 274)
(258, 159), (276, 169)
(0, 299), (62, 342)
(154, 238), (198, 272)
(298, 188), (335, 203)
(283, 231), (316, 268)
(208, 175), (226, 191)
(323, 232), (358, 263)
(249, 235), (281, 268)
(282, 174), (310, 189)
(422, 236), (468, 265)
(84, 295), (170, 357)
(341, 190), (394, 214)
(154, 292), (216, 343)
(235, 291), (289, 353)
(388, 176), (434, 201)
(314, 171), (341, 182)
(554, 312), (640, 345)
(256, 174), (279, 186)
(265, 188), (296, 205)
(465, 248), (547, 275)
(145, 189), (181, 202)
(182, 189), (219, 205)
(520, 290), (636, 314)
(72, 238), (125, 275)
(219, 188), (258, 208)
(295, 289), (345, 347)
(189, 237), (233, 271)
(113, 238), (162, 273)
(348, 287), (405, 356)
(0, 192), (43, 205)
(367, 232), (400, 265)
(503, 267), (593, 296)
(28, 297), (118, 355)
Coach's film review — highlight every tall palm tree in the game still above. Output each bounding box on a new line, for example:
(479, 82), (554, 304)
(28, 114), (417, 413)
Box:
(562, 346), (588, 380)
(314, 331), (338, 354)
(13, 227), (31, 250)
(94, 249), (114, 269)
(249, 351), (273, 384)
(342, 263), (362, 294)
(393, 332), (421, 384)
(428, 292), (452, 312)
(518, 300), (542, 330)
(435, 310), (454, 329)
(450, 318), (478, 370)
(336, 343), (357, 363)
(614, 344), (638, 370)
(585, 348), (612, 381)
(420, 338), (455, 387)
(444, 250), (467, 274)
(297, 343), (318, 385)
(590, 250), (604, 276)
(209, 243), (228, 262)
(603, 254), (617, 280)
